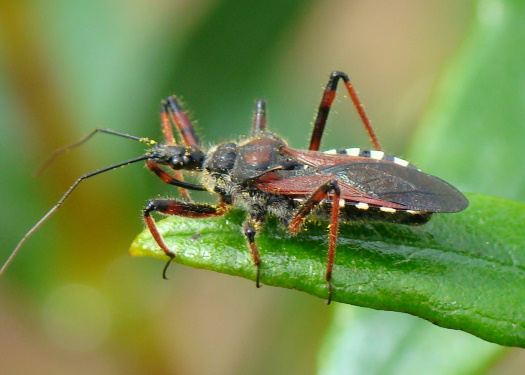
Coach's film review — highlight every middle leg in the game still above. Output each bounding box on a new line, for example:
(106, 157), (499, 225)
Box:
(243, 211), (266, 288)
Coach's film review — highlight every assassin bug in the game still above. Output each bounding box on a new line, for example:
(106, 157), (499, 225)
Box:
(2, 71), (468, 303)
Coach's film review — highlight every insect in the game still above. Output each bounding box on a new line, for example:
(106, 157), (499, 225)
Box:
(2, 71), (468, 303)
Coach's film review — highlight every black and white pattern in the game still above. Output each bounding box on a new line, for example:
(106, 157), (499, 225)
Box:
(324, 148), (419, 170)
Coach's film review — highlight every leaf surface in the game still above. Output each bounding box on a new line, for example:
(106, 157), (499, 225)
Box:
(131, 193), (525, 348)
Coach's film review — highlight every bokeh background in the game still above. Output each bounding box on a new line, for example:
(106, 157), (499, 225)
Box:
(1, 1), (524, 374)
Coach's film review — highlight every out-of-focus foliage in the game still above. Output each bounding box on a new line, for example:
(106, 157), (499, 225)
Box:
(5, 1), (522, 375)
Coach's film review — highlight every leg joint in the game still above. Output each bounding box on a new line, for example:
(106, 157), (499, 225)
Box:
(328, 180), (340, 196)
(144, 200), (169, 216)
(244, 225), (257, 243)
(329, 71), (350, 87)
(320, 179), (340, 195)
(331, 70), (349, 79)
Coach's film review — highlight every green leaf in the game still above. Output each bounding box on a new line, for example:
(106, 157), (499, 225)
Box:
(131, 193), (525, 348)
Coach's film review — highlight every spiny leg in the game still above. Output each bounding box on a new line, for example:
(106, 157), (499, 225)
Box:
(288, 179), (341, 304)
(325, 185), (341, 304)
(243, 213), (266, 287)
(160, 100), (177, 145)
(165, 96), (201, 147)
(160, 99), (194, 200)
(251, 99), (267, 136)
(309, 71), (383, 152)
(143, 199), (228, 278)
(146, 160), (206, 191)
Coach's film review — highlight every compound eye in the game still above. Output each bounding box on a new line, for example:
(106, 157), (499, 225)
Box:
(169, 154), (188, 169)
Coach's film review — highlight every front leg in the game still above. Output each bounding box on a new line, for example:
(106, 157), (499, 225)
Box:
(143, 199), (228, 277)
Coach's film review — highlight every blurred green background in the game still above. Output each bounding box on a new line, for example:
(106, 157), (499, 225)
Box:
(1, 1), (523, 374)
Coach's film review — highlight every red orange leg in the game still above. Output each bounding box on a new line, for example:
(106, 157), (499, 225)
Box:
(160, 100), (177, 145)
(146, 160), (206, 192)
(143, 199), (228, 278)
(165, 96), (201, 147)
(159, 100), (196, 199)
(309, 71), (382, 152)
(243, 215), (266, 287)
(288, 179), (341, 303)
(325, 185), (341, 304)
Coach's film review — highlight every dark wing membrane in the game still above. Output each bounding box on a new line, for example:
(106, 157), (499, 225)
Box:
(320, 161), (468, 213)
(281, 146), (365, 167)
(255, 171), (408, 210)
